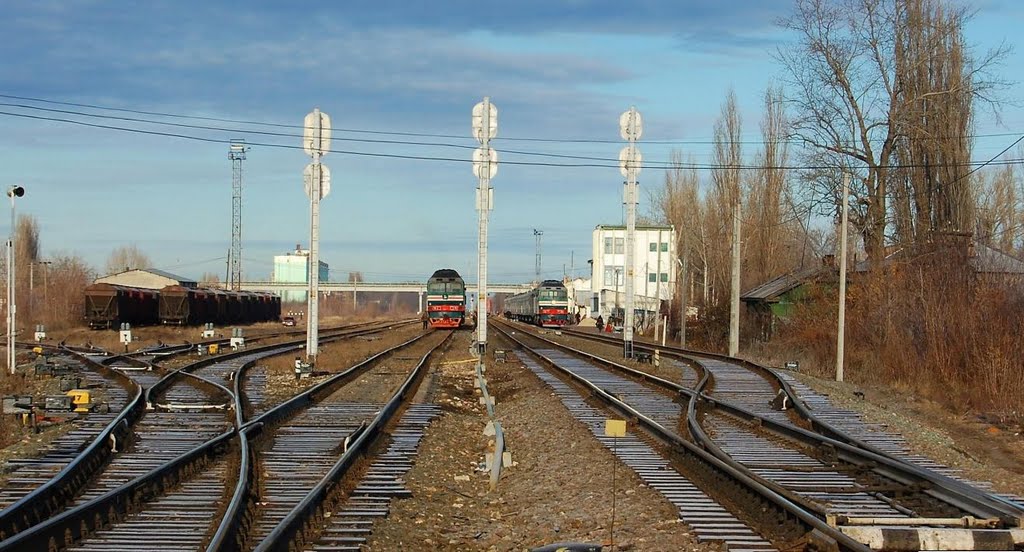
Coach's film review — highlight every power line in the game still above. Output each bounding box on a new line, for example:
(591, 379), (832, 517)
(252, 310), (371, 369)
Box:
(4, 92), (1024, 145)
(2, 103), (1024, 173)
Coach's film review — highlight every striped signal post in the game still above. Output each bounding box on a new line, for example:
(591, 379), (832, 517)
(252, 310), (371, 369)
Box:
(472, 97), (497, 355)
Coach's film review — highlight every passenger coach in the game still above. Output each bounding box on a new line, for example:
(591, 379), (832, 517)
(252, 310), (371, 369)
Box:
(505, 279), (570, 328)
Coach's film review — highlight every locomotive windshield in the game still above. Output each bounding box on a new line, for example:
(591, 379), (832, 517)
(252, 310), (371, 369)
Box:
(538, 289), (567, 301)
(428, 282), (463, 294)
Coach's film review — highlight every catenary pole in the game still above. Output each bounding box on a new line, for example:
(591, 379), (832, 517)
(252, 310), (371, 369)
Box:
(729, 197), (741, 357)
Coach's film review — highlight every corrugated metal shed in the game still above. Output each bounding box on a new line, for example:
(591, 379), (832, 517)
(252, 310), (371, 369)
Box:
(741, 266), (827, 303)
(94, 268), (197, 290)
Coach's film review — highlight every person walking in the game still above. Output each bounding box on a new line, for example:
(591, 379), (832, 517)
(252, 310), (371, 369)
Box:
(421, 310), (429, 330)
(595, 315), (604, 332)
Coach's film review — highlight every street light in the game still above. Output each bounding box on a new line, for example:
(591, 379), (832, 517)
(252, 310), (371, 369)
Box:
(7, 185), (24, 375)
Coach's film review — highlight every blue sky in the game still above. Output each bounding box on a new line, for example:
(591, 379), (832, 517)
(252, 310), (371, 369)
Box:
(2, 0), (1023, 283)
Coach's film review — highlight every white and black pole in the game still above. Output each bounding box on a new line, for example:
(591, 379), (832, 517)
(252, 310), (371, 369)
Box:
(619, 107), (642, 359)
(472, 98), (498, 355)
(302, 108), (332, 365)
(6, 185), (24, 375)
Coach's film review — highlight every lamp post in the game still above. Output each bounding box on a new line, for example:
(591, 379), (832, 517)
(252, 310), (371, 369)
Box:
(7, 185), (25, 375)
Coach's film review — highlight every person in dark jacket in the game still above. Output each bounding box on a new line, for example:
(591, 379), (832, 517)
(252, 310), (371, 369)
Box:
(595, 315), (604, 332)
(421, 310), (429, 329)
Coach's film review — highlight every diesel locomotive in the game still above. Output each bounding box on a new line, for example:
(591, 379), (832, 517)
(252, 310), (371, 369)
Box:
(425, 269), (466, 328)
(505, 279), (570, 328)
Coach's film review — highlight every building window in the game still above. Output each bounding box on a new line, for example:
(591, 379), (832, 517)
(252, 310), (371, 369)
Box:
(648, 272), (657, 282)
(661, 242), (669, 252)
(649, 242), (656, 252)
(604, 267), (614, 287)
(614, 238), (624, 254)
(661, 272), (669, 282)
(604, 237), (613, 254)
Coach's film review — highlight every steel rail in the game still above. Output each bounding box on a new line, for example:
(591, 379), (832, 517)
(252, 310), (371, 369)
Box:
(493, 321), (870, 552)
(209, 329), (431, 551)
(0, 345), (141, 540)
(560, 327), (1024, 526)
(0, 326), (350, 542)
(0, 430), (236, 551)
(253, 331), (451, 551)
(0, 320), (417, 550)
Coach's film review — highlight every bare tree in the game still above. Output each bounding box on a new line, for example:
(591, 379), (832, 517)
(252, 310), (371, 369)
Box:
(104, 244), (152, 275)
(974, 163), (1019, 252)
(777, 0), (1007, 260)
(652, 151), (708, 312)
(745, 86), (796, 284)
(200, 272), (222, 286)
(892, 0), (976, 241)
(708, 89), (743, 307)
(41, 252), (95, 329)
(2, 215), (42, 326)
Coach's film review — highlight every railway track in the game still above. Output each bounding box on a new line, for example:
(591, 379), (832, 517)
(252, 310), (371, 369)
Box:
(0, 346), (138, 537)
(232, 329), (449, 551)
(494, 323), (785, 551)
(501, 321), (1024, 551)
(559, 327), (1024, 514)
(0, 320), (421, 551)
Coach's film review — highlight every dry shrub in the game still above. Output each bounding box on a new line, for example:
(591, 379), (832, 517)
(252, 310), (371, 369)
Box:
(767, 251), (1024, 419)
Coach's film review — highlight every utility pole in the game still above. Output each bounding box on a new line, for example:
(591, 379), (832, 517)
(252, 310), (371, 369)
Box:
(302, 108), (332, 365)
(472, 97), (498, 355)
(228, 140), (248, 291)
(619, 107), (643, 359)
(729, 196), (741, 357)
(837, 173), (849, 382)
(677, 254), (688, 349)
(533, 229), (543, 283)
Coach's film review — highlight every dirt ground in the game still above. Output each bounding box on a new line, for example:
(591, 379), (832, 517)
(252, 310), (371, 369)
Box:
(366, 330), (719, 551)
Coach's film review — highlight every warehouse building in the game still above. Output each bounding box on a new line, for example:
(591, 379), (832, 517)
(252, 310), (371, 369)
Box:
(94, 268), (196, 290)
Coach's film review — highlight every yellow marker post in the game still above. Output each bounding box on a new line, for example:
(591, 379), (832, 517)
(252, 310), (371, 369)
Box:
(605, 419), (626, 551)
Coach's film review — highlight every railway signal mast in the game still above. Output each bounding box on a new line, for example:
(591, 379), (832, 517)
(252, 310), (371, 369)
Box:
(302, 108), (331, 365)
(619, 107), (642, 359)
(228, 140), (249, 292)
(472, 97), (497, 355)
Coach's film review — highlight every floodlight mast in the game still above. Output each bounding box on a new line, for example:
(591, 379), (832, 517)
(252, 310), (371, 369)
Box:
(228, 140), (248, 292)
(472, 97), (497, 355)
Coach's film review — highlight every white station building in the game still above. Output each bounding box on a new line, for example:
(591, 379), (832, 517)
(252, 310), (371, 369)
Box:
(588, 224), (676, 323)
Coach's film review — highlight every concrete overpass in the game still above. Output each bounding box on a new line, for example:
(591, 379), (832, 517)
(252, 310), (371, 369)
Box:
(237, 281), (534, 311)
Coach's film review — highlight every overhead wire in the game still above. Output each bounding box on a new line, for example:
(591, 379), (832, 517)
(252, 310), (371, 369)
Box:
(5, 108), (1024, 173)
(4, 92), (1024, 145)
